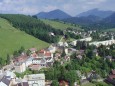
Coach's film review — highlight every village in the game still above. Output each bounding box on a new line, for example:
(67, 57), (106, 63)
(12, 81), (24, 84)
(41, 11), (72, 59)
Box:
(0, 30), (115, 86)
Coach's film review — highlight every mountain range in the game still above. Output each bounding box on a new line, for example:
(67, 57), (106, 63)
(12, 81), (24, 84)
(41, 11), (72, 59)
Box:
(35, 8), (115, 29)
(35, 8), (114, 19)
(77, 8), (114, 18)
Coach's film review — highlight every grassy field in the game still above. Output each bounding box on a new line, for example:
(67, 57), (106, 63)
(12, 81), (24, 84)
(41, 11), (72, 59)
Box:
(41, 19), (81, 30)
(0, 18), (49, 59)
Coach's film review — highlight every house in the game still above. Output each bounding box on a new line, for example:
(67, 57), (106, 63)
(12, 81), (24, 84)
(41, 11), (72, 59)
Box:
(25, 57), (33, 67)
(48, 45), (56, 53)
(27, 58), (46, 71)
(76, 55), (83, 60)
(64, 42), (68, 47)
(38, 49), (46, 57)
(27, 56), (54, 70)
(24, 73), (45, 86)
(59, 80), (69, 86)
(30, 53), (38, 58)
(17, 82), (29, 86)
(32, 58), (46, 68)
(54, 53), (61, 61)
(38, 49), (53, 58)
(28, 64), (40, 70)
(0, 76), (12, 86)
(14, 62), (26, 73)
(14, 53), (28, 63)
(105, 69), (115, 85)
(70, 40), (77, 46)
(65, 48), (68, 54)
(44, 51), (53, 58)
(29, 48), (37, 53)
(58, 42), (64, 46)
(0, 71), (16, 86)
(58, 42), (68, 47)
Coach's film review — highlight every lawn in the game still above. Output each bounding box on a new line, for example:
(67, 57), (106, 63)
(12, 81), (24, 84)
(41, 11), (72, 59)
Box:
(81, 82), (96, 86)
(0, 18), (49, 59)
(41, 19), (81, 30)
(81, 82), (110, 86)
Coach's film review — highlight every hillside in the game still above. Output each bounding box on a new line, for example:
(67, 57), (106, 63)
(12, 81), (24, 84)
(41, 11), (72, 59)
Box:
(63, 15), (101, 25)
(36, 9), (71, 19)
(41, 19), (81, 30)
(0, 18), (49, 59)
(0, 14), (62, 43)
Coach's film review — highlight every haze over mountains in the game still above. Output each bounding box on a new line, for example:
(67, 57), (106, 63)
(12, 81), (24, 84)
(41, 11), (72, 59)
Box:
(77, 8), (114, 18)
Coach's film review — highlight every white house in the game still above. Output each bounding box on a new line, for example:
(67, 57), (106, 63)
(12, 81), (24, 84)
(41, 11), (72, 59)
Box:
(65, 48), (68, 54)
(24, 73), (45, 86)
(25, 57), (33, 67)
(71, 40), (77, 46)
(48, 45), (56, 53)
(14, 62), (26, 73)
(58, 42), (64, 46)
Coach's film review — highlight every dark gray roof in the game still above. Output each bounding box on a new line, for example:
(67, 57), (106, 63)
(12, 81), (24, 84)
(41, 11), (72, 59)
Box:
(1, 76), (11, 85)
(18, 82), (29, 86)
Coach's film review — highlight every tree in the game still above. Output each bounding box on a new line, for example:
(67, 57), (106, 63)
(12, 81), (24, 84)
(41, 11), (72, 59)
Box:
(32, 15), (38, 19)
(13, 51), (20, 57)
(51, 80), (59, 86)
(61, 48), (66, 57)
(26, 50), (31, 56)
(65, 70), (78, 86)
(18, 46), (25, 54)
(6, 54), (10, 65)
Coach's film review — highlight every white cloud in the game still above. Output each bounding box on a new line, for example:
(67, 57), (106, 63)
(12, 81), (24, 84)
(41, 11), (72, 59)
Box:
(86, 0), (107, 5)
(0, 0), (114, 16)
(43, 5), (58, 12)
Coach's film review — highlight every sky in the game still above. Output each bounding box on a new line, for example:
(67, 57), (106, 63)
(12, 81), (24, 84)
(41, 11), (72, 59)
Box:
(0, 0), (115, 16)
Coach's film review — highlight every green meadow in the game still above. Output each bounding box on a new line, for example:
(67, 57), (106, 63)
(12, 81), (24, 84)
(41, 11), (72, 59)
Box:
(41, 19), (81, 30)
(0, 18), (49, 59)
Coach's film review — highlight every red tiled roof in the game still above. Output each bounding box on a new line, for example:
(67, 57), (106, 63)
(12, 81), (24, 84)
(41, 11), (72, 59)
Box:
(31, 53), (38, 58)
(109, 75), (115, 79)
(15, 54), (28, 62)
(112, 70), (115, 75)
(39, 49), (45, 53)
(29, 48), (37, 52)
(45, 52), (51, 57)
(59, 80), (69, 86)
